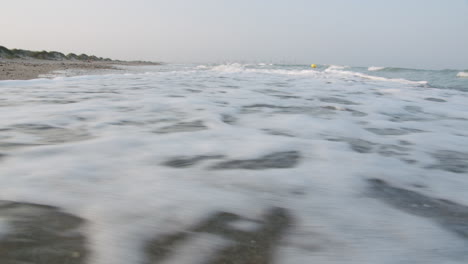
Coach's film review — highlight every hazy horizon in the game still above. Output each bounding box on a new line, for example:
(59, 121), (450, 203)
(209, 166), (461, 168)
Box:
(2, 0), (468, 69)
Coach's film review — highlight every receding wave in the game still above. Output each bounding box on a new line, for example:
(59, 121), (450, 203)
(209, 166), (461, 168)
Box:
(457, 71), (468, 78)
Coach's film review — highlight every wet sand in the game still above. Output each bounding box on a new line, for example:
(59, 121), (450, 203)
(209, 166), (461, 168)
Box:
(0, 200), (292, 264)
(2, 180), (467, 263)
(0, 59), (159, 81)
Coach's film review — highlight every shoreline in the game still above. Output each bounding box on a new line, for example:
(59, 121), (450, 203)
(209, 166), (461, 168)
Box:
(0, 58), (160, 81)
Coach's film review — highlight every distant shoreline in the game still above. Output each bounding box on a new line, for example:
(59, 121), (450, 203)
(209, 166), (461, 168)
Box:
(0, 46), (161, 80)
(0, 59), (161, 81)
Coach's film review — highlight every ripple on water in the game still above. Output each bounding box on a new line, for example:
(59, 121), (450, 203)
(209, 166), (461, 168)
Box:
(11, 124), (92, 144)
(162, 155), (225, 168)
(346, 138), (376, 153)
(221, 114), (237, 125)
(319, 97), (359, 105)
(210, 151), (301, 170)
(427, 150), (468, 174)
(365, 127), (425, 136)
(262, 129), (296, 137)
(155, 121), (208, 134)
(321, 106), (368, 117)
(0, 124), (92, 151)
(242, 104), (335, 117)
(425, 98), (447, 103)
(368, 179), (468, 239)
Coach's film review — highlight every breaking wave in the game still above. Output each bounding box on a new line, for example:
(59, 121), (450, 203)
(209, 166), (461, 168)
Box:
(368, 66), (386, 71)
(325, 66), (428, 86)
(457, 71), (468, 78)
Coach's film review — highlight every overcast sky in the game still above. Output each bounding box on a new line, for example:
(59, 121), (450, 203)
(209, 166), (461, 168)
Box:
(2, 0), (467, 69)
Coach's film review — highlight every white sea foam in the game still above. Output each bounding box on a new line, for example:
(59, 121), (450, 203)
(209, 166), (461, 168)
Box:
(325, 65), (348, 70)
(211, 63), (247, 73)
(368, 66), (386, 71)
(457, 71), (468, 78)
(0, 64), (467, 264)
(209, 63), (428, 87)
(324, 66), (428, 86)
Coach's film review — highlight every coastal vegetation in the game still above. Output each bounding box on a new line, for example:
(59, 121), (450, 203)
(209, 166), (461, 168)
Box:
(0, 45), (112, 61)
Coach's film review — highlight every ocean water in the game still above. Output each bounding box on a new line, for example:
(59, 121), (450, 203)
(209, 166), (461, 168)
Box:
(0, 63), (468, 264)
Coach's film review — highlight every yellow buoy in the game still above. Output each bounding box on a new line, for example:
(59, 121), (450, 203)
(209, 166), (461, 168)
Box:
(311, 64), (317, 68)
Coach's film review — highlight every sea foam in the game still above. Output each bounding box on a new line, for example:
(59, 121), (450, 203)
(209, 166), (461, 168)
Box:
(368, 66), (386, 71)
(457, 71), (468, 78)
(0, 63), (467, 264)
(324, 65), (428, 86)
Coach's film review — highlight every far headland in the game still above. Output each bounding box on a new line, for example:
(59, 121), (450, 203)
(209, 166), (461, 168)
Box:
(0, 45), (161, 80)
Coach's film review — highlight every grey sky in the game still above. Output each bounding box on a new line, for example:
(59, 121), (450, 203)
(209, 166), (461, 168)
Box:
(1, 0), (467, 69)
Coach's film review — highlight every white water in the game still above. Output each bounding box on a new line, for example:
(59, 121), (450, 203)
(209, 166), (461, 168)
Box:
(368, 66), (386, 71)
(1, 64), (468, 264)
(324, 65), (428, 86)
(457, 71), (468, 78)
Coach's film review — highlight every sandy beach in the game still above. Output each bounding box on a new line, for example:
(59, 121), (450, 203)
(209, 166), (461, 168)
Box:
(0, 59), (159, 80)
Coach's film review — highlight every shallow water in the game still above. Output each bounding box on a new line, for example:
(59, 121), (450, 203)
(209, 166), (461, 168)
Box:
(0, 63), (468, 264)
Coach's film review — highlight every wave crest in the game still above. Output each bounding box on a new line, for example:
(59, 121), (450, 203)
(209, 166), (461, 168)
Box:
(368, 66), (386, 71)
(457, 72), (468, 78)
(324, 67), (427, 86)
(211, 63), (246, 73)
(207, 63), (428, 87)
(326, 65), (348, 71)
